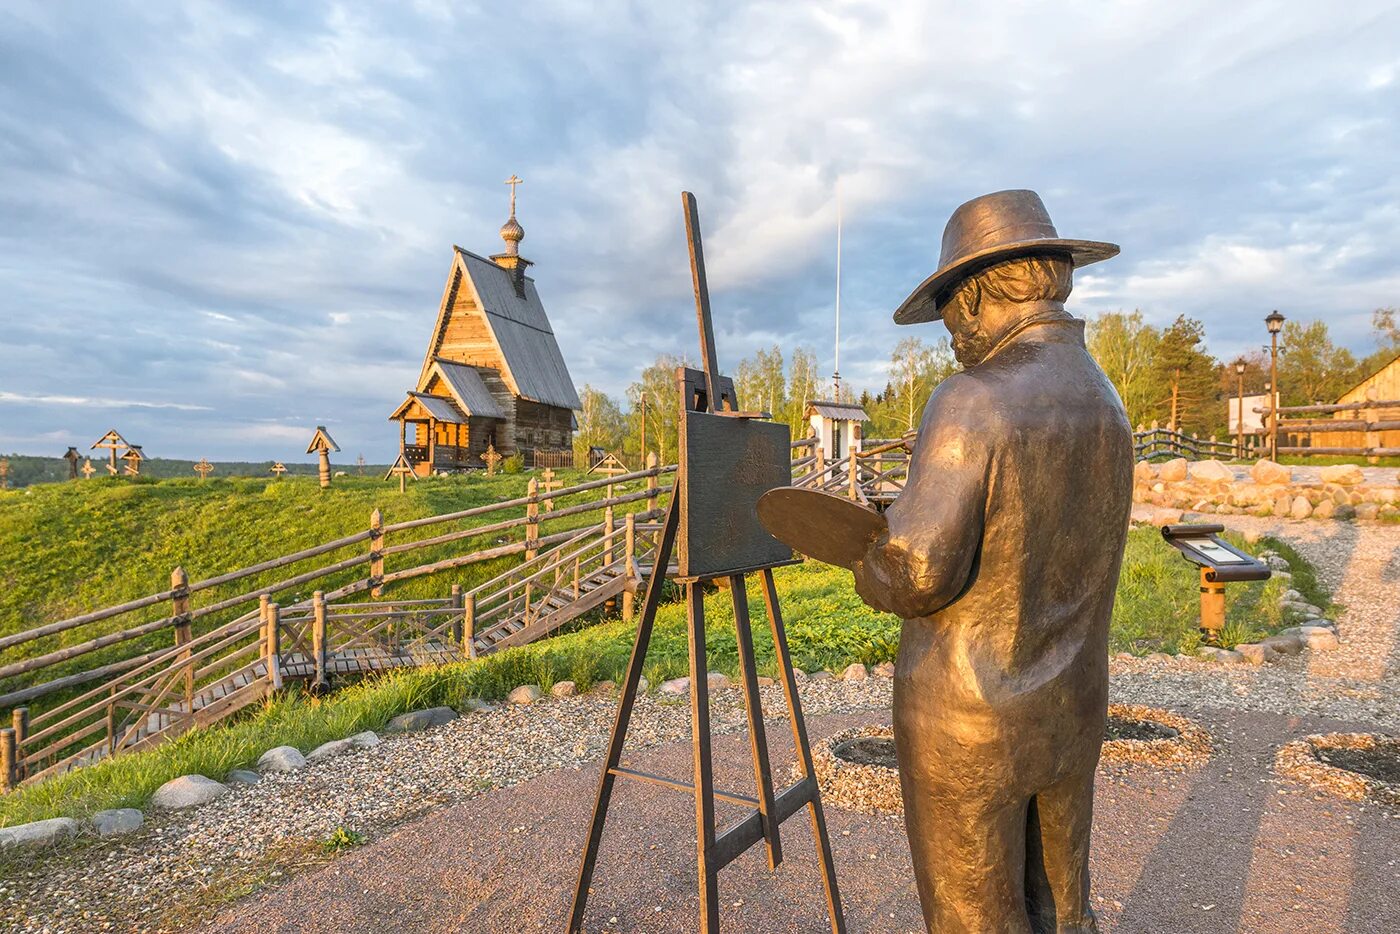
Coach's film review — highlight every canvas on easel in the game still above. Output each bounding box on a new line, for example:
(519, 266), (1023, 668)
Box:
(567, 193), (845, 934)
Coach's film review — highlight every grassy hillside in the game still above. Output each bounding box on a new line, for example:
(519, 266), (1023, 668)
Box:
(0, 470), (607, 696)
(0, 453), (388, 489)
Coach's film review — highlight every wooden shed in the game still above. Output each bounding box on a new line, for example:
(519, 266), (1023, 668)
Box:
(389, 191), (581, 476)
(805, 399), (868, 461)
(1309, 352), (1400, 452)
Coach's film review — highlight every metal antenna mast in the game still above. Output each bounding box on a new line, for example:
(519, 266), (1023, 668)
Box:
(833, 180), (842, 400)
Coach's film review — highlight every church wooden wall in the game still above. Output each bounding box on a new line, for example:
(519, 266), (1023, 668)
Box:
(514, 400), (573, 454)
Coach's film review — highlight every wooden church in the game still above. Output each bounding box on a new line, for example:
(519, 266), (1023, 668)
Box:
(390, 178), (581, 475)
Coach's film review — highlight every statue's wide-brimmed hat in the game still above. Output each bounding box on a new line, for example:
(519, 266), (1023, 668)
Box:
(893, 189), (1119, 325)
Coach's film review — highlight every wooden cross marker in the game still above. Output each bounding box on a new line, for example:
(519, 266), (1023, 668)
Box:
(270, 461), (287, 479)
(63, 446), (81, 480)
(540, 467), (563, 511)
(91, 428), (127, 474)
(385, 452), (417, 493)
(481, 443), (503, 476)
(356, 453), (366, 476)
(306, 426), (340, 489)
(121, 445), (144, 477)
(105, 461), (119, 476)
(193, 458), (214, 480)
(80, 459), (96, 479)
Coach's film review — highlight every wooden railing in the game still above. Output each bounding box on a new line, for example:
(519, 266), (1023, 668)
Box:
(1132, 425), (1260, 461)
(0, 458), (676, 790)
(531, 449), (576, 469)
(1258, 400), (1400, 459)
(790, 435), (912, 505)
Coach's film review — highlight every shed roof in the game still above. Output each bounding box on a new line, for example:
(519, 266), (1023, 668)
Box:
(390, 392), (469, 425)
(431, 359), (505, 418)
(806, 400), (869, 420)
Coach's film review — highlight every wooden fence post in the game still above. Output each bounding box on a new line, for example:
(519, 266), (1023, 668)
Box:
(266, 602), (283, 691)
(450, 584), (463, 646)
(622, 513), (637, 622)
(11, 707), (28, 784)
(171, 566), (194, 715)
(369, 508), (385, 598)
(526, 479), (540, 561)
(312, 591), (328, 690)
(1, 728), (14, 793)
(645, 452), (659, 513)
(848, 450), (859, 500)
(814, 440), (826, 486)
(463, 593), (477, 660)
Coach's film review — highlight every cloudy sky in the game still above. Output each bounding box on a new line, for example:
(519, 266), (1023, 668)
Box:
(2, 1), (1398, 462)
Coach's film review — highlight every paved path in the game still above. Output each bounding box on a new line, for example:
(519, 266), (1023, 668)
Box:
(197, 706), (1399, 934)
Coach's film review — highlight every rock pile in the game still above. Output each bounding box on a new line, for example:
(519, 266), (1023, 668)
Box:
(1134, 458), (1398, 521)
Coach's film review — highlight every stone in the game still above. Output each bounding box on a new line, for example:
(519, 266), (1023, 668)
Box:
(1251, 459), (1291, 485)
(1282, 588), (1304, 603)
(463, 697), (498, 712)
(1187, 459), (1233, 483)
(386, 706), (458, 733)
(1266, 555), (1290, 572)
(1151, 482), (1166, 493)
(637, 676), (649, 693)
(659, 676), (691, 695)
(1149, 508), (1184, 527)
(1301, 627), (1340, 651)
(872, 661), (896, 678)
(91, 808), (143, 837)
(1146, 652), (1173, 663)
(1262, 634), (1304, 656)
(1312, 498), (1336, 519)
(1281, 601), (1324, 618)
(842, 662), (869, 681)
(1133, 461), (1157, 484)
(1234, 642), (1277, 666)
(791, 668), (808, 683)
(810, 670), (834, 681)
(257, 745), (307, 773)
(1196, 647), (1245, 664)
(307, 738), (353, 761)
(1302, 617), (1336, 630)
(707, 671), (730, 690)
(151, 774), (229, 810)
(507, 684), (542, 705)
(1113, 651), (1134, 661)
(1272, 493), (1293, 517)
(1334, 504), (1356, 520)
(226, 769), (261, 786)
(757, 676), (777, 687)
(1289, 496), (1313, 520)
(0, 817), (79, 850)
(1319, 463), (1364, 486)
(590, 680), (617, 695)
(550, 680), (577, 698)
(349, 731), (379, 747)
(1158, 458), (1188, 482)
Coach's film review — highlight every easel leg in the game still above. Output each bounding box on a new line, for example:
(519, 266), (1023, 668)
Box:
(759, 568), (846, 934)
(567, 502), (679, 933)
(688, 582), (721, 932)
(729, 573), (782, 870)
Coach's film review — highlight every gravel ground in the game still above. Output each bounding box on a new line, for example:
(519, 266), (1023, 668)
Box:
(2, 517), (1397, 933)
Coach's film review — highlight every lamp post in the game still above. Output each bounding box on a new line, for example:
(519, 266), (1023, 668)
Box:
(1234, 358), (1247, 459)
(1265, 310), (1285, 460)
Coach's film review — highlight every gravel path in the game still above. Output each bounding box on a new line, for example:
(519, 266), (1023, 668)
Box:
(3, 518), (1397, 933)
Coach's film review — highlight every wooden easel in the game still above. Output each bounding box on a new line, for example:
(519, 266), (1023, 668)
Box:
(567, 193), (845, 933)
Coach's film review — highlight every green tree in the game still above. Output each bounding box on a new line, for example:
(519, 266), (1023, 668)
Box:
(784, 346), (821, 439)
(1153, 315), (1220, 434)
(1086, 311), (1162, 429)
(1356, 307), (1400, 379)
(624, 353), (689, 465)
(887, 336), (955, 433)
(1277, 320), (1358, 406)
(734, 345), (787, 418)
(573, 385), (625, 464)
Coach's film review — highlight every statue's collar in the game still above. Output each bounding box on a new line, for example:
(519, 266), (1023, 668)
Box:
(984, 301), (1083, 361)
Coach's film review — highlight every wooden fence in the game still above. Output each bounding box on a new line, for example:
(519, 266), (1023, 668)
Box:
(0, 458), (674, 791)
(1259, 400), (1400, 459)
(789, 435), (912, 506)
(1132, 425), (1263, 461)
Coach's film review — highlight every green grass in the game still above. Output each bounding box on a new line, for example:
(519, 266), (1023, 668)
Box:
(0, 526), (1331, 828)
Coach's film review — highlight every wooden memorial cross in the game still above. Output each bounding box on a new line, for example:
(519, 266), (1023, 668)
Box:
(121, 445), (144, 477)
(480, 443), (503, 475)
(270, 461), (287, 479)
(193, 458), (214, 480)
(306, 426), (340, 489)
(63, 446), (80, 480)
(80, 459), (95, 480)
(568, 193), (845, 934)
(91, 429), (127, 474)
(539, 466), (563, 511)
(385, 452), (417, 493)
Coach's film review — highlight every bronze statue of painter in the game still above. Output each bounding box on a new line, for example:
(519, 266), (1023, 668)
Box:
(853, 190), (1133, 932)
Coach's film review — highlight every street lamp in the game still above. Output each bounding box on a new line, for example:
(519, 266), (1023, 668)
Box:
(1234, 358), (1247, 459)
(1265, 310), (1285, 459)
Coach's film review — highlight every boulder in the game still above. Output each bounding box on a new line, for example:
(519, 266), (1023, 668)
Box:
(1312, 498), (1336, 519)
(151, 774), (229, 810)
(1334, 504), (1356, 520)
(872, 661), (896, 678)
(1234, 643), (1277, 666)
(349, 731), (379, 747)
(507, 684), (542, 705)
(463, 697), (498, 713)
(1289, 496), (1313, 520)
(0, 817), (79, 850)
(1266, 555), (1290, 572)
(1251, 459), (1291, 485)
(1188, 459), (1233, 483)
(659, 677), (691, 695)
(841, 663), (868, 681)
(91, 808), (143, 837)
(809, 670), (834, 681)
(1133, 461), (1157, 484)
(1146, 652), (1173, 663)
(550, 681), (577, 698)
(590, 680), (617, 695)
(1149, 508), (1184, 527)
(1281, 601), (1324, 618)
(385, 706), (458, 733)
(1158, 458), (1189, 482)
(307, 738), (353, 761)
(1272, 493), (1292, 517)
(1262, 633), (1304, 656)
(757, 676), (777, 687)
(791, 669), (809, 683)
(1320, 463), (1364, 486)
(1301, 627), (1340, 651)
(257, 746), (307, 773)
(226, 769), (261, 786)
(707, 672), (730, 690)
